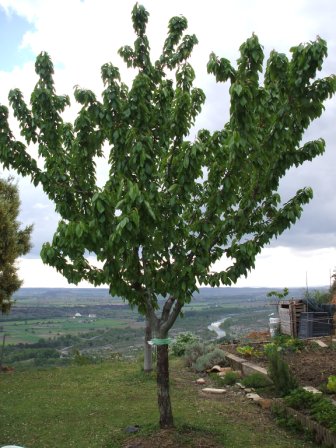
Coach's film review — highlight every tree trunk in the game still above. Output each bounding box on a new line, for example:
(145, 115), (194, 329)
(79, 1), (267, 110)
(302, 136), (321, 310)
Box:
(144, 317), (152, 373)
(0, 333), (5, 371)
(157, 343), (174, 428)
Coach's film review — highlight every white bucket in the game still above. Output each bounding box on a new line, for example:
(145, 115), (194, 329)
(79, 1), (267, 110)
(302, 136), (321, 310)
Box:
(269, 317), (280, 337)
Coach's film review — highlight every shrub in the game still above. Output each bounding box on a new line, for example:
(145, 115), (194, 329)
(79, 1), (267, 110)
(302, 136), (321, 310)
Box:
(221, 370), (240, 385)
(267, 349), (298, 396)
(184, 341), (208, 367)
(285, 388), (336, 433)
(241, 372), (273, 389)
(311, 399), (336, 432)
(193, 348), (228, 372)
(171, 332), (199, 357)
(284, 388), (322, 410)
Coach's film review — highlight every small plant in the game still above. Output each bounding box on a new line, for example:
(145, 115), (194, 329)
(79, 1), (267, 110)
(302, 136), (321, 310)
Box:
(221, 370), (240, 385)
(171, 332), (199, 357)
(327, 375), (336, 393)
(284, 388), (322, 410)
(193, 348), (228, 373)
(236, 345), (262, 358)
(241, 372), (273, 389)
(267, 349), (298, 396)
(266, 335), (304, 353)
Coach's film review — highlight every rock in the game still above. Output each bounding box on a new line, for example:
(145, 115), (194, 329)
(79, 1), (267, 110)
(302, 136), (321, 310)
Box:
(125, 425), (140, 433)
(217, 367), (233, 376)
(245, 388), (252, 393)
(196, 378), (206, 385)
(202, 387), (226, 394)
(208, 365), (222, 372)
(302, 386), (322, 394)
(258, 398), (273, 410)
(246, 392), (261, 402)
(314, 340), (328, 348)
(236, 382), (245, 389)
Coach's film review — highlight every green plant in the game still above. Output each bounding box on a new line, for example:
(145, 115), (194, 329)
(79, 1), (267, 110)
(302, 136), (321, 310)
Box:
(267, 349), (298, 396)
(311, 399), (336, 432)
(285, 388), (336, 433)
(272, 403), (304, 433)
(193, 348), (227, 372)
(267, 335), (304, 353)
(326, 375), (336, 393)
(73, 350), (94, 366)
(221, 370), (240, 385)
(171, 332), (199, 357)
(237, 345), (263, 358)
(184, 341), (208, 367)
(284, 388), (322, 410)
(0, 177), (32, 314)
(241, 372), (273, 389)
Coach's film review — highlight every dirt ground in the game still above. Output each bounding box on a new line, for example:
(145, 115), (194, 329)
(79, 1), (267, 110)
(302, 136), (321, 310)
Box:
(284, 345), (336, 388)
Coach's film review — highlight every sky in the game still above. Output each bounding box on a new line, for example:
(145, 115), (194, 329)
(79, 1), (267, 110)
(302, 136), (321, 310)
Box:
(0, 0), (336, 289)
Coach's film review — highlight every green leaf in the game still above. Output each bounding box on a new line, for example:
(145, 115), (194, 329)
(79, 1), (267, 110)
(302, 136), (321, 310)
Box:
(76, 223), (84, 238)
(96, 200), (105, 214)
(144, 200), (156, 220)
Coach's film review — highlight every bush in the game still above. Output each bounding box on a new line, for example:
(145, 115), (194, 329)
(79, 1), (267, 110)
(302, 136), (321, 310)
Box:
(193, 348), (227, 372)
(267, 349), (298, 396)
(184, 341), (207, 367)
(285, 388), (336, 433)
(284, 389), (322, 410)
(241, 372), (273, 389)
(311, 399), (336, 432)
(221, 370), (240, 385)
(171, 332), (199, 357)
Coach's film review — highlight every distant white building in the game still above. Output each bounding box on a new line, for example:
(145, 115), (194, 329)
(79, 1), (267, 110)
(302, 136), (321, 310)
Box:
(73, 312), (82, 318)
(88, 314), (97, 318)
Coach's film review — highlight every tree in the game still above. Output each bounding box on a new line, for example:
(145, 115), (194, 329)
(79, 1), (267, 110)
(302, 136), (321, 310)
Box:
(0, 4), (335, 427)
(0, 177), (32, 313)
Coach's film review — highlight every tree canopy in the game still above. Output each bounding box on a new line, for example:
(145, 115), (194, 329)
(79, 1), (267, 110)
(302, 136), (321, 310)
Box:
(0, 177), (32, 313)
(0, 3), (335, 427)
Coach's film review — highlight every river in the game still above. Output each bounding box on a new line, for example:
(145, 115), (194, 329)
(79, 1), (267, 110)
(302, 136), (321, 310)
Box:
(208, 317), (228, 339)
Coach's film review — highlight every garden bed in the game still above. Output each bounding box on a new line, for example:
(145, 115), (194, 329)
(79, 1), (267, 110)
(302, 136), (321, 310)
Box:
(221, 337), (336, 395)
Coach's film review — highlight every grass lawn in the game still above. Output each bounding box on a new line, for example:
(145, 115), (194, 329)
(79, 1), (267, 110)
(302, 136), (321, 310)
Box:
(0, 358), (318, 448)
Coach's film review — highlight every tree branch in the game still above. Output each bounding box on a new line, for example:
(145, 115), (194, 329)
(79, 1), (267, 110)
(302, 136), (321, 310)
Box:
(161, 300), (183, 334)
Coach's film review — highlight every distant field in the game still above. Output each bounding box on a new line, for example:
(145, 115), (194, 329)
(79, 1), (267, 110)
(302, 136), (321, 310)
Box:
(1, 317), (134, 345)
(0, 286), (291, 358)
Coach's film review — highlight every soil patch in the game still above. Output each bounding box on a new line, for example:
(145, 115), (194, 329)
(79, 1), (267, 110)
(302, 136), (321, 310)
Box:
(122, 428), (222, 448)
